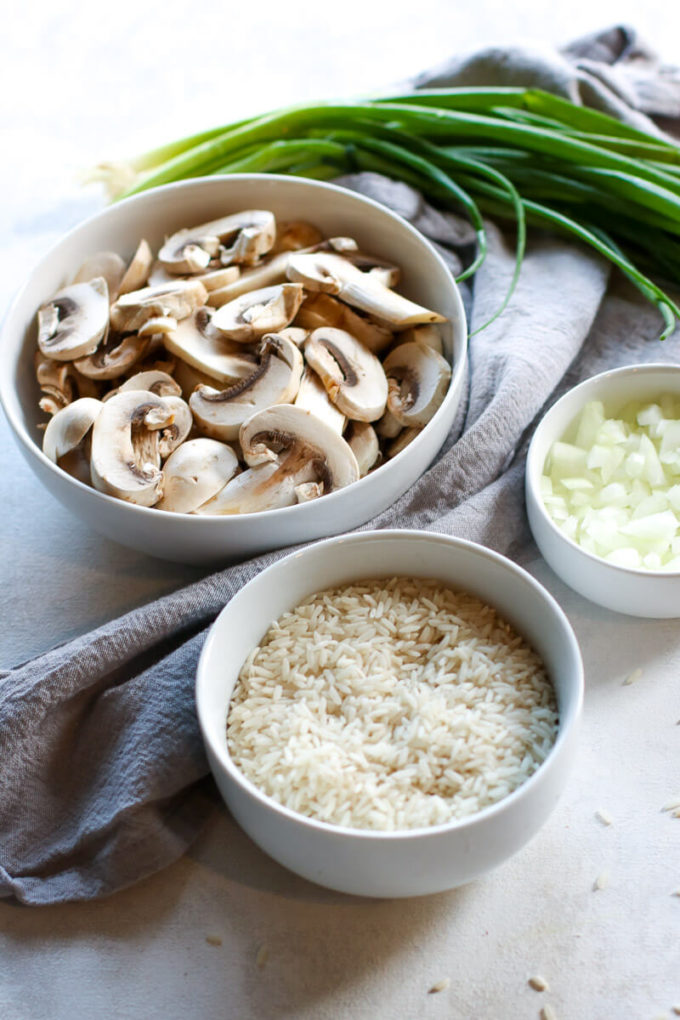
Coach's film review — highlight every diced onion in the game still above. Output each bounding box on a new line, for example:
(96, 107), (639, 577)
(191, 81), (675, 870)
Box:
(541, 396), (680, 570)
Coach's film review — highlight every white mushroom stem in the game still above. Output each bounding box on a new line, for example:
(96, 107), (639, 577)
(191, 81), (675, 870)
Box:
(157, 438), (240, 513)
(286, 252), (446, 327)
(189, 333), (303, 441)
(37, 277), (110, 361)
(384, 341), (452, 427)
(42, 397), (103, 462)
(303, 327), (388, 422)
(211, 283), (304, 342)
(89, 390), (175, 506)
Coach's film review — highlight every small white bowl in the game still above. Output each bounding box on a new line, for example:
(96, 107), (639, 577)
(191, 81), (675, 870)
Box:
(196, 530), (582, 898)
(526, 363), (680, 618)
(0, 175), (467, 565)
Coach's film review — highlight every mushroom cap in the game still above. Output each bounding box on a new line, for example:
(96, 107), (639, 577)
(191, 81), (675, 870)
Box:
(383, 341), (452, 427)
(37, 277), (109, 362)
(345, 421), (380, 476)
(106, 370), (181, 400)
(239, 403), (360, 494)
(210, 283), (304, 343)
(287, 252), (446, 328)
(157, 438), (240, 513)
(42, 397), (103, 462)
(194, 460), (311, 515)
(190, 333), (303, 441)
(109, 279), (208, 332)
(158, 210), (276, 274)
(294, 366), (346, 434)
(118, 239), (154, 295)
(164, 307), (257, 385)
(303, 327), (388, 422)
(89, 390), (175, 506)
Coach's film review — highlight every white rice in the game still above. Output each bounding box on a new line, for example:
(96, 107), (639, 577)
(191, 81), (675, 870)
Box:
(226, 577), (558, 831)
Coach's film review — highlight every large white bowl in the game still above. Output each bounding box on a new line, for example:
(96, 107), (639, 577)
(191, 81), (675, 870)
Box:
(196, 530), (583, 898)
(0, 175), (467, 565)
(526, 363), (680, 617)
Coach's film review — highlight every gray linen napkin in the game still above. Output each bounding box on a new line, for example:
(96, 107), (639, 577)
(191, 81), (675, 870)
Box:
(2, 26), (680, 905)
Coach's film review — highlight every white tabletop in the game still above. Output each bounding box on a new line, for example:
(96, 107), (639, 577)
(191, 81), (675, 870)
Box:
(2, 2), (680, 1018)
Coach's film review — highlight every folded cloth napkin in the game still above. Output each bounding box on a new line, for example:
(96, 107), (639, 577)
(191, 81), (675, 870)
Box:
(2, 26), (680, 906)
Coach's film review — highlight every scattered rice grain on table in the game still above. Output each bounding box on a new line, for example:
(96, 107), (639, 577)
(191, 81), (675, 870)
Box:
(227, 577), (558, 830)
(529, 975), (550, 992)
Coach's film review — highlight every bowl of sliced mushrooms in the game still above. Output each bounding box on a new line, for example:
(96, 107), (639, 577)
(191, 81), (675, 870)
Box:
(0, 175), (467, 563)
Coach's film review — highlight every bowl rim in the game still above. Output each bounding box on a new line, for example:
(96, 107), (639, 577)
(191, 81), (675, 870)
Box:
(195, 528), (584, 841)
(526, 361), (680, 579)
(0, 173), (468, 526)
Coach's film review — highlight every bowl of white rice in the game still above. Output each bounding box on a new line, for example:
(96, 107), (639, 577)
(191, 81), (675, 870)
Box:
(196, 530), (583, 897)
(526, 363), (680, 617)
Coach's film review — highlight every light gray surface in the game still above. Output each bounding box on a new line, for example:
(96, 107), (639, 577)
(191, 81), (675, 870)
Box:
(2, 2), (680, 1018)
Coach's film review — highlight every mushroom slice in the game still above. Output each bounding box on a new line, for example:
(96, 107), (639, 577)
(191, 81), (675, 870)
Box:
(43, 397), (103, 463)
(198, 405), (360, 514)
(159, 210), (276, 274)
(157, 395), (193, 457)
(118, 239), (154, 295)
(271, 220), (324, 253)
(72, 251), (126, 295)
(303, 327), (388, 422)
(37, 277), (109, 362)
(90, 390), (175, 506)
(157, 439), (240, 513)
(147, 262), (240, 291)
(164, 307), (257, 385)
(375, 408), (403, 439)
(190, 333), (303, 441)
(137, 316), (178, 337)
(287, 252), (446, 328)
(211, 283), (304, 343)
(295, 481), (324, 503)
(345, 421), (380, 476)
(74, 333), (149, 380)
(207, 251), (294, 306)
(383, 341), (452, 427)
(110, 370), (181, 399)
(294, 293), (393, 354)
(294, 367), (346, 434)
(110, 279), (208, 332)
(35, 353), (75, 415)
(278, 326), (308, 347)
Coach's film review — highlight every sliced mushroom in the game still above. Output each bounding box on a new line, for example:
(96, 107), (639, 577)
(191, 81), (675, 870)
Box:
(37, 277), (109, 361)
(294, 293), (393, 354)
(157, 395), (193, 457)
(118, 239), (154, 295)
(303, 327), (388, 422)
(74, 333), (149, 380)
(287, 252), (446, 328)
(197, 404), (359, 514)
(294, 366), (346, 434)
(206, 251), (294, 306)
(278, 326), (308, 347)
(190, 333), (303, 441)
(164, 307), (257, 384)
(42, 397), (103, 463)
(147, 262), (240, 291)
(383, 341), (452, 426)
(110, 279), (208, 332)
(375, 408), (404, 439)
(72, 251), (126, 295)
(295, 481), (324, 503)
(158, 210), (276, 274)
(345, 421), (380, 476)
(108, 370), (181, 400)
(90, 390), (176, 506)
(137, 316), (178, 337)
(157, 438), (240, 513)
(211, 283), (304, 342)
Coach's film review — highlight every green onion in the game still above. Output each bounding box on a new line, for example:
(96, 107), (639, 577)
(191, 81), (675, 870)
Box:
(102, 87), (680, 339)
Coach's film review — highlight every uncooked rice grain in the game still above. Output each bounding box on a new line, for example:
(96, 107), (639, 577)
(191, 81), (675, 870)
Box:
(227, 577), (558, 831)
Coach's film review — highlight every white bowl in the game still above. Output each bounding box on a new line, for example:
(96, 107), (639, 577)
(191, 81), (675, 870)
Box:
(0, 175), (467, 565)
(196, 530), (583, 898)
(526, 363), (680, 617)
